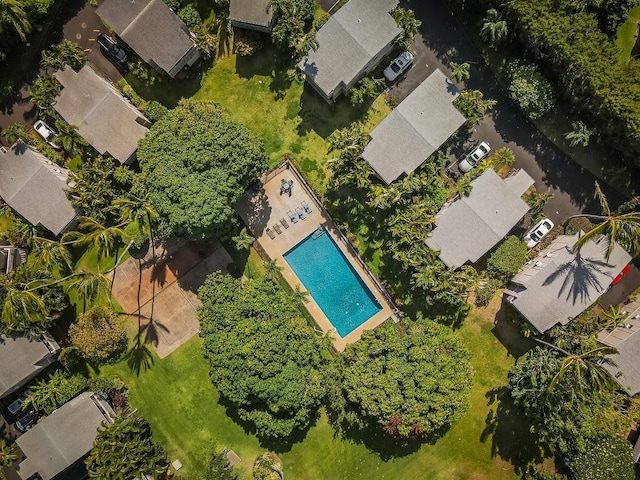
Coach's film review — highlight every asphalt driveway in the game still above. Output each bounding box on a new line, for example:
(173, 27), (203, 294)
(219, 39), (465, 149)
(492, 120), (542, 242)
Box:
(391, 0), (625, 225)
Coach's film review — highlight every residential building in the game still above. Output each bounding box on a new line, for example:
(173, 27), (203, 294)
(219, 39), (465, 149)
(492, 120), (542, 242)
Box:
(229, 0), (275, 32)
(597, 298), (640, 396)
(425, 168), (534, 269)
(298, 0), (402, 102)
(0, 243), (27, 274)
(362, 69), (466, 184)
(505, 233), (631, 333)
(54, 65), (150, 165)
(97, 0), (201, 78)
(0, 142), (78, 236)
(0, 333), (60, 399)
(15, 391), (115, 480)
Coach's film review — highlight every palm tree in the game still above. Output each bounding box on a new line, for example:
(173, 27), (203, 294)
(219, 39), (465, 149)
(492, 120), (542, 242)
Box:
(291, 284), (310, 304)
(1, 278), (47, 329)
(564, 120), (594, 147)
(40, 40), (87, 72)
(67, 270), (111, 312)
(297, 32), (318, 58)
(232, 227), (254, 251)
(53, 121), (88, 157)
(29, 74), (61, 115)
(112, 194), (159, 257)
(601, 304), (627, 330)
(0, 438), (18, 469)
(62, 216), (125, 270)
(480, 9), (508, 47)
(0, 0), (31, 42)
(29, 236), (73, 272)
(1, 123), (30, 144)
(534, 337), (617, 403)
(488, 147), (515, 169)
(391, 7), (422, 48)
(448, 61), (470, 83)
(569, 182), (640, 260)
(263, 260), (283, 282)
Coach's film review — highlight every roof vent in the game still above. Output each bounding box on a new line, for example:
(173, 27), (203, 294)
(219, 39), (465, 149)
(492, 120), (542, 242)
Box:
(54, 168), (61, 173)
(534, 261), (542, 267)
(626, 324), (633, 329)
(633, 314), (639, 319)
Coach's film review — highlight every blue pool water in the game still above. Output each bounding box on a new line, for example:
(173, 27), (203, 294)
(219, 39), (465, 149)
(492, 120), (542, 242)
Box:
(284, 228), (382, 337)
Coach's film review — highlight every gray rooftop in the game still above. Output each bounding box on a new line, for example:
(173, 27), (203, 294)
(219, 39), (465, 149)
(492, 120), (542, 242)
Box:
(598, 299), (640, 395)
(97, 0), (195, 74)
(0, 334), (59, 398)
(425, 169), (534, 269)
(229, 0), (273, 28)
(54, 65), (149, 164)
(0, 142), (77, 235)
(363, 69), (466, 184)
(16, 392), (114, 480)
(507, 233), (632, 333)
(298, 0), (402, 96)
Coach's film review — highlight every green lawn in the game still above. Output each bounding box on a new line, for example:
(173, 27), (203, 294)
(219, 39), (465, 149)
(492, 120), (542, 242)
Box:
(616, 6), (640, 62)
(99, 308), (532, 480)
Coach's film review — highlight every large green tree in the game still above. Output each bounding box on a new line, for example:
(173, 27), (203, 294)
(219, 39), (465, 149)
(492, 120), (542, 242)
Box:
(86, 408), (169, 479)
(138, 100), (268, 239)
(0, 0), (30, 41)
(327, 318), (472, 439)
(197, 272), (329, 439)
(69, 306), (127, 364)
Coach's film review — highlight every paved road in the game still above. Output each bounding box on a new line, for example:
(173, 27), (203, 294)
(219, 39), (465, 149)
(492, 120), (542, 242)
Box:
(0, 0), (122, 142)
(391, 0), (625, 225)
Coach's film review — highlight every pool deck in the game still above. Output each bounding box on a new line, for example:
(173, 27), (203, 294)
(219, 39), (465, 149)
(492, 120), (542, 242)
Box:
(235, 162), (398, 351)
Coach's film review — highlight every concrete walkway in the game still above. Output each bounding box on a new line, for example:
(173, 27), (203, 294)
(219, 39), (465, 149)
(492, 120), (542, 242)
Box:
(390, 0), (625, 225)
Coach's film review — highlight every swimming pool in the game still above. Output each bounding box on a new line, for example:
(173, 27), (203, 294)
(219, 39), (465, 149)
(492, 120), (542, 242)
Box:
(283, 228), (382, 337)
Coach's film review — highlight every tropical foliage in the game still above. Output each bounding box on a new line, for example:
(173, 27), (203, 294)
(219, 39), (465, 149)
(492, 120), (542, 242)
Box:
(198, 272), (329, 439)
(40, 39), (87, 71)
(269, 0), (315, 57)
(29, 74), (61, 113)
(480, 8), (508, 47)
(253, 452), (283, 480)
(486, 236), (528, 280)
(349, 76), (385, 106)
(24, 370), (87, 414)
(453, 89), (497, 125)
(391, 7), (422, 49)
(203, 449), (238, 480)
(138, 100), (268, 239)
(69, 306), (127, 364)
(564, 435), (635, 480)
(86, 408), (169, 479)
(327, 318), (472, 438)
(506, 60), (555, 119)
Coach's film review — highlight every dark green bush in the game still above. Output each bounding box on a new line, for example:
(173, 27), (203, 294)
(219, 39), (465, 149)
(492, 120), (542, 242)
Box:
(59, 346), (84, 372)
(178, 5), (202, 29)
(487, 236), (528, 280)
(142, 100), (169, 122)
(475, 277), (503, 306)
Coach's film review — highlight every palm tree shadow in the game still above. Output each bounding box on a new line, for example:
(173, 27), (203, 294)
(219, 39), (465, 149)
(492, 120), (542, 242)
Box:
(125, 333), (154, 376)
(542, 249), (613, 306)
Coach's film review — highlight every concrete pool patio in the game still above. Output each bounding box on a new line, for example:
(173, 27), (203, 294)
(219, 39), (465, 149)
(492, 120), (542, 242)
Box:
(235, 161), (398, 351)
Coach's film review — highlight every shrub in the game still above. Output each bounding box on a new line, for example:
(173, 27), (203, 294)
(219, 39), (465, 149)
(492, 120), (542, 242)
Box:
(565, 217), (594, 235)
(564, 435), (635, 480)
(487, 236), (528, 280)
(141, 100), (169, 122)
(234, 30), (263, 56)
(474, 276), (503, 306)
(506, 60), (555, 119)
(178, 5), (202, 29)
(26, 371), (88, 414)
(58, 346), (84, 372)
(349, 76), (385, 106)
(69, 306), (128, 364)
(162, 0), (181, 11)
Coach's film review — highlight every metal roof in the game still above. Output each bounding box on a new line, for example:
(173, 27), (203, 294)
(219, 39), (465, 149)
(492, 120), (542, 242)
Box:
(229, 0), (273, 28)
(363, 69), (466, 184)
(0, 142), (78, 235)
(54, 65), (149, 164)
(507, 233), (632, 333)
(425, 169), (533, 269)
(298, 0), (402, 96)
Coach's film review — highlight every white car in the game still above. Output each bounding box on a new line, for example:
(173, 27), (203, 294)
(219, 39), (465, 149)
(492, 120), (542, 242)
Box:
(524, 218), (554, 248)
(34, 120), (60, 149)
(383, 51), (414, 82)
(458, 142), (491, 173)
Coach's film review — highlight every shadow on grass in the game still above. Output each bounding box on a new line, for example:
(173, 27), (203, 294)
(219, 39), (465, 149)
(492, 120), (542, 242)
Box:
(491, 303), (536, 360)
(216, 396), (320, 453)
(481, 386), (545, 475)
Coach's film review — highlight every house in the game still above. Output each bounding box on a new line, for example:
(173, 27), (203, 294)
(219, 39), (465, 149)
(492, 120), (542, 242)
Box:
(0, 333), (60, 399)
(53, 65), (150, 165)
(15, 391), (115, 480)
(425, 168), (534, 269)
(597, 298), (640, 396)
(229, 0), (275, 32)
(0, 142), (78, 236)
(0, 243), (27, 274)
(362, 69), (466, 184)
(298, 0), (402, 103)
(96, 0), (201, 78)
(505, 233), (631, 333)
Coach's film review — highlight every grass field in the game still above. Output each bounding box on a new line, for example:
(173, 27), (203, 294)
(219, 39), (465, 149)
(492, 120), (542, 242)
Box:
(616, 6), (640, 62)
(100, 303), (533, 480)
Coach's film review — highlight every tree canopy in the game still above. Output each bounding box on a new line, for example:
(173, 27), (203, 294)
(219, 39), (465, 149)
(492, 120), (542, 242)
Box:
(565, 434), (635, 480)
(138, 100), (268, 239)
(197, 272), (329, 439)
(327, 318), (472, 439)
(69, 306), (127, 364)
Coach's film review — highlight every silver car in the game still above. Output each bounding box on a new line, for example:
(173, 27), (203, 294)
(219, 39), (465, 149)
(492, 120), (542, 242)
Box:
(458, 142), (491, 173)
(383, 51), (414, 82)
